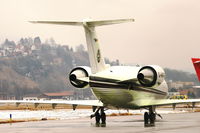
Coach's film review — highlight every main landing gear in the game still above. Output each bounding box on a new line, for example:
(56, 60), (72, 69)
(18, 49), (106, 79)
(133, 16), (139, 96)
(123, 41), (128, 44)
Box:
(144, 106), (162, 127)
(90, 107), (106, 126)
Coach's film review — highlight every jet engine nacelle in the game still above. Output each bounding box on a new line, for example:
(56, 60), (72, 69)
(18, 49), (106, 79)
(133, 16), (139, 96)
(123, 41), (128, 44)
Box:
(69, 66), (91, 88)
(137, 65), (165, 87)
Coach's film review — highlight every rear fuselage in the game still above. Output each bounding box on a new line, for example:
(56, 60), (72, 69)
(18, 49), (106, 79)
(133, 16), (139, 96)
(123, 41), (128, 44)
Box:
(89, 66), (168, 109)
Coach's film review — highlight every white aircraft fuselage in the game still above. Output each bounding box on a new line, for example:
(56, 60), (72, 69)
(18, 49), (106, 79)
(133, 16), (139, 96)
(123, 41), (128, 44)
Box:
(90, 66), (168, 109)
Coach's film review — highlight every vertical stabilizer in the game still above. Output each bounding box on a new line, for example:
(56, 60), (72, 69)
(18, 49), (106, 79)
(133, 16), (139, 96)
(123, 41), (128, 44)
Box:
(83, 25), (105, 73)
(192, 58), (200, 81)
(30, 19), (134, 74)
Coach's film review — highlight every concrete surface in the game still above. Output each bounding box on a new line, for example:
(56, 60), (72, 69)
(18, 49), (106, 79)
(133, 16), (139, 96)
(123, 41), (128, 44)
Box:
(1, 112), (200, 133)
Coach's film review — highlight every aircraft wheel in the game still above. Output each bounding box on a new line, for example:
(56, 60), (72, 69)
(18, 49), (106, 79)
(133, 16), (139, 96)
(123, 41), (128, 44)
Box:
(101, 112), (106, 124)
(144, 112), (149, 125)
(95, 112), (101, 124)
(149, 112), (156, 125)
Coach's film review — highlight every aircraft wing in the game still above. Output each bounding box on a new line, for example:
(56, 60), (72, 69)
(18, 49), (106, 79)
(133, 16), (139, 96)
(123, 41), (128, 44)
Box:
(0, 100), (103, 109)
(132, 99), (200, 108)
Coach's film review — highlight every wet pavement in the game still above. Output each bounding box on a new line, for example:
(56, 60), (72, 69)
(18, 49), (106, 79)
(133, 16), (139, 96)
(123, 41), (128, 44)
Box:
(1, 112), (200, 133)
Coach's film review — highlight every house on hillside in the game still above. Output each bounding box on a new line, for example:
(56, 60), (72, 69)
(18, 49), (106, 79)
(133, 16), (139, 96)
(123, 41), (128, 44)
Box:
(23, 94), (40, 101)
(38, 91), (74, 100)
(0, 92), (15, 100)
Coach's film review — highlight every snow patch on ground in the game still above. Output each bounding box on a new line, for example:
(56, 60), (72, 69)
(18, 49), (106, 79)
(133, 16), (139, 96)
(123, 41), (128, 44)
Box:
(0, 108), (189, 121)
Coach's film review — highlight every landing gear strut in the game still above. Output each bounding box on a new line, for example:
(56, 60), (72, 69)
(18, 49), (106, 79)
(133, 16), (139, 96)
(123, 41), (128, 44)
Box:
(144, 106), (156, 127)
(91, 107), (106, 125)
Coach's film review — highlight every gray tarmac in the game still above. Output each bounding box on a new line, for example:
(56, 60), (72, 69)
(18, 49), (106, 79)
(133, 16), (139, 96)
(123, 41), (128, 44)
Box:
(1, 112), (200, 133)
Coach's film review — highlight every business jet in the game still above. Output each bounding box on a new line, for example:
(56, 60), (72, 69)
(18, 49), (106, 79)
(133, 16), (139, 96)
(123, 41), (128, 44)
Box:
(1, 19), (200, 126)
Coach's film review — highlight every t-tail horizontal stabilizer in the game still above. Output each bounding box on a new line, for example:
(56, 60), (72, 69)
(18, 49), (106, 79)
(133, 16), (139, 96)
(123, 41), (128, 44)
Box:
(29, 19), (134, 27)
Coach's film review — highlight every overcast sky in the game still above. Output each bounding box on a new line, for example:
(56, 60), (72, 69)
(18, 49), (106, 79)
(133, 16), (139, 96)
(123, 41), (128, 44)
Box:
(0, 0), (200, 73)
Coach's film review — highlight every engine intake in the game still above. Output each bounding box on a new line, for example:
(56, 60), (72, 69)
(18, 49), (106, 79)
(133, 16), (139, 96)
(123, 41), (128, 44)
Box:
(137, 65), (165, 87)
(69, 66), (91, 88)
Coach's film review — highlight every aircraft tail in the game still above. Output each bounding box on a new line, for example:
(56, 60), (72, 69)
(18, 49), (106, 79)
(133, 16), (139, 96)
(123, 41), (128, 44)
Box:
(30, 19), (134, 74)
(192, 58), (200, 81)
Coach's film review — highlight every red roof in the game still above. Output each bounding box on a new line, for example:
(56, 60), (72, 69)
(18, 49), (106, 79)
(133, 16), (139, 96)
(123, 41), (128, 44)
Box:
(44, 91), (74, 97)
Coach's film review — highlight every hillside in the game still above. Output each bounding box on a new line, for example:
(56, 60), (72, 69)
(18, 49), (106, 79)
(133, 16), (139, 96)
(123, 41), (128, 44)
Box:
(164, 68), (198, 83)
(0, 37), (198, 99)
